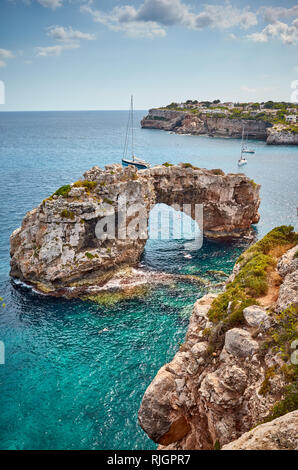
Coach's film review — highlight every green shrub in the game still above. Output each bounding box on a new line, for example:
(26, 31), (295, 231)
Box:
(60, 209), (75, 219)
(214, 440), (221, 450)
(210, 169), (224, 176)
(207, 226), (298, 351)
(259, 366), (277, 396)
(162, 162), (174, 167)
(263, 383), (298, 422)
(103, 197), (113, 205)
(265, 304), (298, 361)
(180, 162), (199, 170)
(73, 180), (97, 191)
(249, 179), (257, 188)
(53, 184), (71, 198)
(244, 226), (298, 257)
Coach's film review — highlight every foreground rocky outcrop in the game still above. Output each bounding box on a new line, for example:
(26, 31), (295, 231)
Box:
(138, 227), (298, 450)
(267, 127), (298, 145)
(10, 163), (260, 296)
(141, 109), (298, 145)
(222, 410), (298, 450)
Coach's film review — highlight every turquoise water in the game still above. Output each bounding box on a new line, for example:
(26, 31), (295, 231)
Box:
(0, 111), (297, 449)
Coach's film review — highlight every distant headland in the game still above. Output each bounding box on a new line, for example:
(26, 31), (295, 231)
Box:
(141, 100), (298, 145)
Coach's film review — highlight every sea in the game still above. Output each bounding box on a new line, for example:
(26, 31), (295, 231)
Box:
(0, 110), (297, 449)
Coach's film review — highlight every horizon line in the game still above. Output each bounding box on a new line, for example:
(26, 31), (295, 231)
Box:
(0, 109), (148, 113)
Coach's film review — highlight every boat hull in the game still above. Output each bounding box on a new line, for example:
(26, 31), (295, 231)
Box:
(122, 159), (150, 170)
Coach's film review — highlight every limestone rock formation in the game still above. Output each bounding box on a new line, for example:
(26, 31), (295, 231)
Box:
(276, 245), (298, 312)
(141, 109), (298, 145)
(243, 305), (273, 330)
(224, 328), (259, 357)
(222, 411), (298, 450)
(10, 163), (260, 296)
(138, 232), (298, 450)
(267, 127), (298, 145)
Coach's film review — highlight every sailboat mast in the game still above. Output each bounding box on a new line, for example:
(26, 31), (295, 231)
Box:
(241, 126), (244, 157)
(131, 95), (134, 161)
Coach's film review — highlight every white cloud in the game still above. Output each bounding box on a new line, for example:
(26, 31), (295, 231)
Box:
(134, 0), (193, 26)
(81, 1), (258, 38)
(240, 85), (257, 93)
(0, 48), (14, 59)
(0, 48), (15, 67)
(80, 4), (166, 38)
(47, 25), (95, 42)
(248, 31), (268, 43)
(35, 43), (79, 57)
(259, 6), (298, 23)
(37, 0), (63, 9)
(228, 33), (237, 40)
(193, 4), (257, 30)
(16, 0), (63, 8)
(248, 19), (298, 46)
(36, 24), (95, 58)
(240, 85), (277, 96)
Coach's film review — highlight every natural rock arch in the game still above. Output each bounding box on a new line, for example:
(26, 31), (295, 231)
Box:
(10, 163), (260, 296)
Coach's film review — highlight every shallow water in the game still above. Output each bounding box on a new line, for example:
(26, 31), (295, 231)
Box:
(0, 111), (297, 449)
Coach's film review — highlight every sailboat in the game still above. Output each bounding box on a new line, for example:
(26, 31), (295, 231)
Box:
(238, 127), (248, 166)
(242, 131), (255, 154)
(122, 95), (150, 170)
(238, 155), (247, 166)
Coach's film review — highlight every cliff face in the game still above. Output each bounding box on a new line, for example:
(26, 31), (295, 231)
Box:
(266, 127), (298, 145)
(138, 227), (298, 450)
(222, 411), (298, 450)
(141, 109), (297, 145)
(10, 163), (260, 296)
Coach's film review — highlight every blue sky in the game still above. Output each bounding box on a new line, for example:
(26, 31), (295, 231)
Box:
(0, 0), (297, 110)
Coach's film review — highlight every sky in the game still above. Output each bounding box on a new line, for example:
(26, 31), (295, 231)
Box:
(0, 0), (298, 110)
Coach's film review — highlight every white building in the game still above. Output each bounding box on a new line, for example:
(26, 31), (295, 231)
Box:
(285, 115), (297, 123)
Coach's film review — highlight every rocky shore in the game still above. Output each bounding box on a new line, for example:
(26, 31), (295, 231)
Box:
(141, 109), (298, 145)
(10, 163), (260, 296)
(138, 226), (298, 450)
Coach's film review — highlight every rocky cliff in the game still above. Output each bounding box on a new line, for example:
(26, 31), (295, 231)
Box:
(10, 163), (260, 296)
(267, 127), (298, 145)
(138, 226), (298, 450)
(141, 109), (298, 145)
(222, 410), (298, 450)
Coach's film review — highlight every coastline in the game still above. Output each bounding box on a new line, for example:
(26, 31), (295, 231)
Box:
(138, 227), (298, 450)
(141, 108), (298, 145)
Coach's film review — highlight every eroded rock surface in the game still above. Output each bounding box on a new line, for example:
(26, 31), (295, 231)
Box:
(141, 109), (271, 140)
(141, 109), (298, 145)
(222, 411), (298, 450)
(138, 241), (298, 450)
(10, 163), (260, 295)
(276, 245), (298, 312)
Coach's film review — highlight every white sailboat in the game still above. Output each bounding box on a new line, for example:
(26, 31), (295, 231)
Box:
(122, 95), (150, 170)
(238, 155), (247, 166)
(238, 127), (248, 166)
(242, 130), (255, 154)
